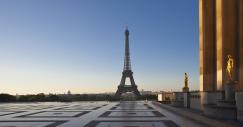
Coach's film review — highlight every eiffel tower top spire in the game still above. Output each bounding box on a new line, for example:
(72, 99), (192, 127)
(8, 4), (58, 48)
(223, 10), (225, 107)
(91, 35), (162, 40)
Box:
(123, 27), (132, 71)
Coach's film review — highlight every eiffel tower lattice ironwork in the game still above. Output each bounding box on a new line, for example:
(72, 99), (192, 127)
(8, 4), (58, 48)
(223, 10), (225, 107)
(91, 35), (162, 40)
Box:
(115, 27), (141, 99)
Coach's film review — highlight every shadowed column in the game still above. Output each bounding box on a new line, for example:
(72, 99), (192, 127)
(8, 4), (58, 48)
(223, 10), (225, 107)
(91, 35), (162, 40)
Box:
(199, 0), (216, 92)
(216, 0), (239, 91)
(239, 0), (243, 91)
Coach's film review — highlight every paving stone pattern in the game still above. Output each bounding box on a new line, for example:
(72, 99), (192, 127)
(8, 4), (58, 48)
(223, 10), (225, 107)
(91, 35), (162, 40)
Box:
(0, 101), (206, 127)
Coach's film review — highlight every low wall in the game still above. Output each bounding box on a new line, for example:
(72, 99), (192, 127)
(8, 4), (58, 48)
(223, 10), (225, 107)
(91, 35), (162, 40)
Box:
(200, 92), (218, 105)
(172, 92), (184, 101)
(171, 92), (184, 107)
(189, 92), (203, 111)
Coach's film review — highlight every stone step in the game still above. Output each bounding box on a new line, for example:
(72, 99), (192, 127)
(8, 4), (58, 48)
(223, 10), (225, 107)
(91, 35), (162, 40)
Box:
(170, 101), (184, 107)
(217, 100), (236, 108)
(153, 102), (238, 127)
(203, 104), (237, 120)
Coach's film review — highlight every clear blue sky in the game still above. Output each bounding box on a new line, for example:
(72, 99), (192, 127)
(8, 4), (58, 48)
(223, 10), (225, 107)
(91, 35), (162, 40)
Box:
(0, 0), (199, 94)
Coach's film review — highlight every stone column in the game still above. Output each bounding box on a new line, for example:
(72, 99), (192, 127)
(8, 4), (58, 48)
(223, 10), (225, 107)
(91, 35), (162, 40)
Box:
(239, 0), (243, 91)
(216, 0), (239, 91)
(216, 0), (223, 91)
(199, 0), (216, 92)
(236, 0), (243, 122)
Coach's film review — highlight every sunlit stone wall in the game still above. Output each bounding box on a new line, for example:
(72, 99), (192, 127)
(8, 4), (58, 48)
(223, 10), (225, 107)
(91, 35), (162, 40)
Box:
(199, 0), (242, 92)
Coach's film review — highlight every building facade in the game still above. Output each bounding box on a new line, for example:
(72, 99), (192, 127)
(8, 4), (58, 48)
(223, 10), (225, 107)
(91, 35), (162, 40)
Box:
(199, 0), (243, 121)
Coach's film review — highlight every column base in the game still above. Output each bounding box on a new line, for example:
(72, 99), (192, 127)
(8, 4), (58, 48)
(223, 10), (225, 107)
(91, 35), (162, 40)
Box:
(236, 92), (243, 122)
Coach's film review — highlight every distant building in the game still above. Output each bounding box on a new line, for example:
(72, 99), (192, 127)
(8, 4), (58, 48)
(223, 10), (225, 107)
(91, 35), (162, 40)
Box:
(157, 91), (173, 102)
(140, 89), (152, 95)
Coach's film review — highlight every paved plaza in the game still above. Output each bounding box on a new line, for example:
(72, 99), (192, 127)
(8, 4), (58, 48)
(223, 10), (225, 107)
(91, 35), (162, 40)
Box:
(0, 101), (207, 127)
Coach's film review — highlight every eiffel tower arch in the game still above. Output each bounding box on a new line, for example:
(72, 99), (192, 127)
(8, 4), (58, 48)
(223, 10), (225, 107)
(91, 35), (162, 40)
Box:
(115, 27), (141, 99)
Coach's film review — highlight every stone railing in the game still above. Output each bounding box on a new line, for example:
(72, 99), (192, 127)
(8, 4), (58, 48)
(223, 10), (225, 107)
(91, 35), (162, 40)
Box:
(189, 91), (203, 111)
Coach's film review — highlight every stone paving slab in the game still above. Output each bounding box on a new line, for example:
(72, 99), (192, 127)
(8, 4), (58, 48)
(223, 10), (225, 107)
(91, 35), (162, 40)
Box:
(0, 120), (67, 127)
(15, 111), (90, 118)
(0, 111), (25, 116)
(99, 111), (164, 117)
(0, 101), (210, 127)
(84, 120), (179, 127)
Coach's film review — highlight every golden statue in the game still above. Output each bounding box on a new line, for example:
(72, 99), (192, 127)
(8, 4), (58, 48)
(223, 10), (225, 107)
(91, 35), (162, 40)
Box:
(226, 54), (234, 81)
(182, 73), (189, 92)
(184, 73), (188, 87)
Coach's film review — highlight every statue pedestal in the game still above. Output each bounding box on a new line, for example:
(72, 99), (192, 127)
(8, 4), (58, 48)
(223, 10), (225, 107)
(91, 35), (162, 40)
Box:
(182, 87), (189, 92)
(225, 81), (236, 101)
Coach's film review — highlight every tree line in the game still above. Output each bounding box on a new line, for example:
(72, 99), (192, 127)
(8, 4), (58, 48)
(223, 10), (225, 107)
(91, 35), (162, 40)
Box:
(0, 93), (157, 102)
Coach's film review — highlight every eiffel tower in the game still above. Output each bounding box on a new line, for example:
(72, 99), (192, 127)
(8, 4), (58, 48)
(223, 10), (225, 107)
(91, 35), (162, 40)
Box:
(115, 27), (141, 99)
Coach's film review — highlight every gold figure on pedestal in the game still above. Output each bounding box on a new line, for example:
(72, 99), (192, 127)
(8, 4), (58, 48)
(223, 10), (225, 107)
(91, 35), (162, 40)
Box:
(225, 54), (236, 101)
(226, 54), (234, 81)
(183, 73), (189, 92)
(184, 73), (188, 87)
